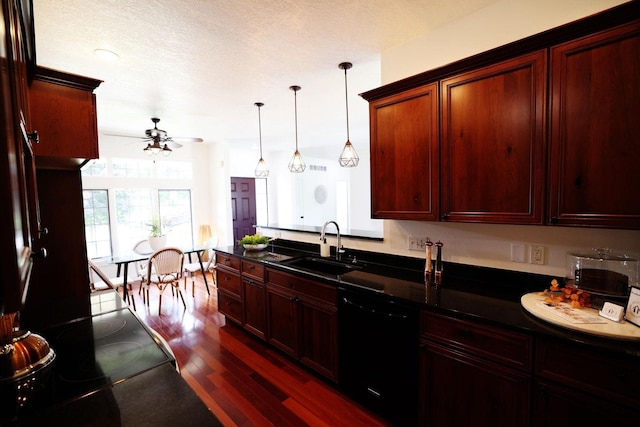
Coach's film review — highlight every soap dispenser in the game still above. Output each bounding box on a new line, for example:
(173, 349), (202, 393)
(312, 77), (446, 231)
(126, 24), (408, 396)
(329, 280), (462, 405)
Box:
(320, 238), (330, 257)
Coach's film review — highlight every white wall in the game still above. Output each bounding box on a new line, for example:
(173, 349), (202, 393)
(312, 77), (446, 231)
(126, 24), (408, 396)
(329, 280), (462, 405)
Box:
(257, 0), (640, 280)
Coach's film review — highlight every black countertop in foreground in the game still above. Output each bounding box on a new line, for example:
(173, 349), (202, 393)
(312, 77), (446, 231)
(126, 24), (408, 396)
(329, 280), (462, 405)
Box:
(219, 240), (640, 359)
(9, 290), (221, 427)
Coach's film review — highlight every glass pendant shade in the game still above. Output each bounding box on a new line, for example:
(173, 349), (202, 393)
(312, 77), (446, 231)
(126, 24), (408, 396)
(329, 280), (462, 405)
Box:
(338, 62), (359, 167)
(288, 85), (306, 173)
(288, 150), (306, 173)
(255, 157), (269, 177)
(144, 140), (172, 156)
(339, 140), (359, 167)
(254, 102), (269, 177)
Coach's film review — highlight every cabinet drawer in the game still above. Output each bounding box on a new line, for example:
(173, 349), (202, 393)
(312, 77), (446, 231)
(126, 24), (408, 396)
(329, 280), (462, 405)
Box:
(216, 269), (241, 297)
(267, 269), (336, 304)
(218, 291), (243, 324)
(216, 252), (240, 272)
(421, 311), (532, 371)
(241, 260), (265, 281)
(535, 338), (640, 407)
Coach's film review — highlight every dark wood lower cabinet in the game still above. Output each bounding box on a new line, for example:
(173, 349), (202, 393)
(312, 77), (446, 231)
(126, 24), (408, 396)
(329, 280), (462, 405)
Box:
(265, 284), (297, 358)
(242, 278), (266, 339)
(266, 268), (338, 382)
(532, 380), (638, 427)
(420, 341), (530, 427)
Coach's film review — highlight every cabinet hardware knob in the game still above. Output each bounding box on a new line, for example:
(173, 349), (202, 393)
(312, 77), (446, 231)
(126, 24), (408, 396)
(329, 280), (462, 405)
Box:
(31, 247), (47, 259)
(27, 131), (39, 144)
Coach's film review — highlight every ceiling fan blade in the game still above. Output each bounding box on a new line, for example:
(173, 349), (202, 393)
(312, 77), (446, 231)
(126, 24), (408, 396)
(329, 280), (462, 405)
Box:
(166, 139), (183, 149)
(171, 136), (204, 143)
(102, 132), (146, 140)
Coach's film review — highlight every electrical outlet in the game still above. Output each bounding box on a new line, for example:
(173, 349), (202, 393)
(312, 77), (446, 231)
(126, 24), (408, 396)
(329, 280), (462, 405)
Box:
(530, 245), (545, 265)
(511, 243), (526, 263)
(407, 235), (428, 251)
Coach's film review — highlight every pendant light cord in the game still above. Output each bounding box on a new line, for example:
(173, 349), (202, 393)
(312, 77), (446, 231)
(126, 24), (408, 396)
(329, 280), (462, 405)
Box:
(344, 67), (350, 142)
(257, 104), (263, 158)
(294, 88), (299, 151)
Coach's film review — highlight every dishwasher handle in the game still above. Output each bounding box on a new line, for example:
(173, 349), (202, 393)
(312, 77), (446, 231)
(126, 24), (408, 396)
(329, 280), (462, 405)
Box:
(341, 295), (410, 319)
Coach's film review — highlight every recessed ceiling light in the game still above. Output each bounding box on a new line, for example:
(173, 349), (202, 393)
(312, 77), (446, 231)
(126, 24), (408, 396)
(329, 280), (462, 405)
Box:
(94, 48), (119, 61)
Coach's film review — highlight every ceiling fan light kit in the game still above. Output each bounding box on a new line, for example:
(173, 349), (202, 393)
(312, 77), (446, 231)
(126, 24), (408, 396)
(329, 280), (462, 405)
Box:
(254, 102), (269, 178)
(338, 61), (359, 167)
(288, 85), (306, 173)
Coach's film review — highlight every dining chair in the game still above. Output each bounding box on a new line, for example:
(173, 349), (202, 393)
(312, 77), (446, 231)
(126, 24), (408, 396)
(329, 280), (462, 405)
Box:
(133, 239), (152, 295)
(183, 237), (218, 296)
(141, 247), (185, 315)
(88, 259), (136, 308)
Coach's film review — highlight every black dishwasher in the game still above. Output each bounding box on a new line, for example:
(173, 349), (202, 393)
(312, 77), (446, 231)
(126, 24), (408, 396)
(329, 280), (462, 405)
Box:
(338, 286), (419, 426)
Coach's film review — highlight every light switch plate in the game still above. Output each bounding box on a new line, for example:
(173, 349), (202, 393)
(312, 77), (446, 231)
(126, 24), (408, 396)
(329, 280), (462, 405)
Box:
(511, 243), (525, 263)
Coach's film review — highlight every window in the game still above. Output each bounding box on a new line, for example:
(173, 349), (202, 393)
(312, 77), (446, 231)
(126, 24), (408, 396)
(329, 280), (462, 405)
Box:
(81, 159), (107, 177)
(114, 189), (154, 254)
(82, 157), (195, 256)
(112, 158), (153, 178)
(159, 190), (193, 248)
(83, 190), (111, 258)
(156, 160), (192, 179)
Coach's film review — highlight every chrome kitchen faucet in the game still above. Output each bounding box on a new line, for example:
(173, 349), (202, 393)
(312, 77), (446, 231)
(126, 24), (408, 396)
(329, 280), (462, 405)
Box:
(320, 221), (345, 261)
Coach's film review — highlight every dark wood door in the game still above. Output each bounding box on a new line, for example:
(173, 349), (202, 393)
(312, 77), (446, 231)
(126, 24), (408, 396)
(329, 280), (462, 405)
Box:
(297, 295), (338, 382)
(230, 177), (256, 244)
(548, 21), (640, 229)
(440, 50), (547, 224)
(242, 278), (266, 340)
(265, 284), (297, 358)
(532, 380), (639, 427)
(368, 83), (439, 220)
(1, 0), (38, 315)
(420, 340), (530, 427)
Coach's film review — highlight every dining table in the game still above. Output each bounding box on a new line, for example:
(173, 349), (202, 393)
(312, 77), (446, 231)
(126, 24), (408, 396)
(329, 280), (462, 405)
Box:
(102, 245), (214, 309)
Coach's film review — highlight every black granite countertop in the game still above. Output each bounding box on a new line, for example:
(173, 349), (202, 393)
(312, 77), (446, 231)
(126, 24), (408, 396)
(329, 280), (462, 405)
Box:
(218, 240), (640, 359)
(6, 290), (221, 426)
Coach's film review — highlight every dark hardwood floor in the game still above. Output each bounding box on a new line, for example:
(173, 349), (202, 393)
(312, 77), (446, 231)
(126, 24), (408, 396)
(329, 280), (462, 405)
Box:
(130, 272), (393, 427)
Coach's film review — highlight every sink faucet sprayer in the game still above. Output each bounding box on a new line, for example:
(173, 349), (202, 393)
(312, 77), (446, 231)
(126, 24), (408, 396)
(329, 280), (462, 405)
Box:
(320, 221), (344, 260)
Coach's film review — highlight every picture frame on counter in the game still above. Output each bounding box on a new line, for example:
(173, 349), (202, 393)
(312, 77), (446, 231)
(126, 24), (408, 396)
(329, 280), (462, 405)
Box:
(625, 286), (640, 328)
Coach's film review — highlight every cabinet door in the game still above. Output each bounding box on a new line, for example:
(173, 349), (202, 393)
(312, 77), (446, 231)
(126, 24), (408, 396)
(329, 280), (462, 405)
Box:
(1, 0), (35, 314)
(28, 67), (101, 168)
(266, 284), (297, 358)
(420, 340), (530, 427)
(368, 83), (439, 220)
(242, 278), (266, 340)
(297, 295), (338, 381)
(548, 21), (640, 229)
(441, 50), (546, 224)
(532, 380), (639, 427)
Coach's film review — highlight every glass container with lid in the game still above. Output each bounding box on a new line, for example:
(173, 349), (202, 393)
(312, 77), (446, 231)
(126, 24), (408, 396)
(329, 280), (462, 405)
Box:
(565, 248), (638, 297)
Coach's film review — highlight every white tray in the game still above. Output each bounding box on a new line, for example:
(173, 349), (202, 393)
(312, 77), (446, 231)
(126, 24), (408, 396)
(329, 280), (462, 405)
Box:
(520, 292), (640, 341)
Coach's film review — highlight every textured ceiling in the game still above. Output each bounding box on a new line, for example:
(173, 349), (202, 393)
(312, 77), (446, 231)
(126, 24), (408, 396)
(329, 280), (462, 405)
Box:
(32, 0), (494, 154)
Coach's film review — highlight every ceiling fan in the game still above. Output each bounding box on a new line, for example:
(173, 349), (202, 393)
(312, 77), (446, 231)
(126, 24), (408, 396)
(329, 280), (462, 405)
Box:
(105, 117), (203, 155)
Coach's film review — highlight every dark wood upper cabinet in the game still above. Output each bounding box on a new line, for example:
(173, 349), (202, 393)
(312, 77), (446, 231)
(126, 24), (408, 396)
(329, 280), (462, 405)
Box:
(440, 50), (547, 224)
(548, 21), (640, 229)
(368, 83), (439, 220)
(28, 66), (102, 169)
(362, 2), (640, 229)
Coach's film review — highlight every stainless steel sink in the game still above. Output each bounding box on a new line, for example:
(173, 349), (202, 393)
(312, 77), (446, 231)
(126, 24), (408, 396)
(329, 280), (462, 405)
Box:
(282, 256), (362, 276)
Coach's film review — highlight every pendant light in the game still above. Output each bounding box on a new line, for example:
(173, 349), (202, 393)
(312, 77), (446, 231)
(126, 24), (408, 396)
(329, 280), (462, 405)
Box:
(254, 102), (269, 177)
(288, 85), (306, 173)
(338, 62), (359, 167)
